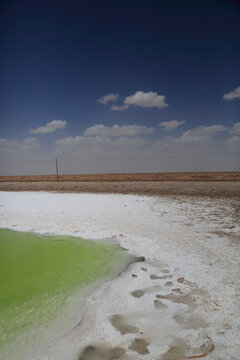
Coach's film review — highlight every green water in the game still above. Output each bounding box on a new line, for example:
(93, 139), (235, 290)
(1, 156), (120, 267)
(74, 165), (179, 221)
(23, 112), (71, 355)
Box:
(0, 229), (127, 360)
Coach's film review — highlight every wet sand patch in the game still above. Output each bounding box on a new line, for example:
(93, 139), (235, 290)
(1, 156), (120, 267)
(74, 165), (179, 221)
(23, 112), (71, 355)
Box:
(150, 274), (173, 280)
(160, 337), (214, 359)
(161, 269), (170, 274)
(154, 299), (168, 310)
(156, 293), (197, 307)
(110, 314), (138, 335)
(129, 338), (149, 355)
(172, 288), (184, 294)
(130, 285), (162, 298)
(177, 277), (197, 288)
(160, 338), (187, 360)
(173, 314), (208, 330)
(79, 344), (126, 360)
(130, 290), (145, 298)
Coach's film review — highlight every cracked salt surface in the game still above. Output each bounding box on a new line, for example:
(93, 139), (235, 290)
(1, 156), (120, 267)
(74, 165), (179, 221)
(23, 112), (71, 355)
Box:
(0, 191), (240, 359)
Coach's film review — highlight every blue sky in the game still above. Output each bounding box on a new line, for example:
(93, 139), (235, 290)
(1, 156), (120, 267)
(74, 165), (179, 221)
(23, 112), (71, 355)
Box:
(0, 0), (240, 175)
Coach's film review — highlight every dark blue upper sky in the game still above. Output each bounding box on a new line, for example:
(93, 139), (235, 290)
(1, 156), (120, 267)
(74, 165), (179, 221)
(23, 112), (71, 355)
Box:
(0, 0), (240, 174)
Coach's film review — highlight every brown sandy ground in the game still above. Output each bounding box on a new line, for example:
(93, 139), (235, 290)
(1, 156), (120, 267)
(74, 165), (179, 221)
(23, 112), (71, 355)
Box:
(0, 171), (240, 182)
(0, 172), (240, 198)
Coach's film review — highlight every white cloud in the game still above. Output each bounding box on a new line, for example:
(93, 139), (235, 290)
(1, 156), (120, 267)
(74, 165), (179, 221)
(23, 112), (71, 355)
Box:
(29, 120), (67, 134)
(110, 104), (129, 111)
(98, 93), (119, 104)
(230, 122), (240, 135)
(158, 120), (185, 131)
(124, 91), (168, 109)
(108, 91), (168, 111)
(84, 124), (154, 137)
(223, 86), (240, 100)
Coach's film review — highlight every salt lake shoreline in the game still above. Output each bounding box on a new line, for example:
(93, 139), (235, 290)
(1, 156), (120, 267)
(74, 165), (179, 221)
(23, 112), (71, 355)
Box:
(0, 191), (240, 359)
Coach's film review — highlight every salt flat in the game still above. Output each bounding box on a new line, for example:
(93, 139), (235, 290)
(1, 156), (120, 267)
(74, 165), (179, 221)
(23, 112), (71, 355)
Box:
(0, 191), (239, 359)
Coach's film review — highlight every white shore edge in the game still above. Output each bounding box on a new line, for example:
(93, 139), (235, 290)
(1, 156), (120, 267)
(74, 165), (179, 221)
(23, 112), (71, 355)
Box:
(0, 191), (239, 360)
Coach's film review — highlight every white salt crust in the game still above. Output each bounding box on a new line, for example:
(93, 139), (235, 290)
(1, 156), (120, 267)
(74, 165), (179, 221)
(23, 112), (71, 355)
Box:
(0, 191), (239, 359)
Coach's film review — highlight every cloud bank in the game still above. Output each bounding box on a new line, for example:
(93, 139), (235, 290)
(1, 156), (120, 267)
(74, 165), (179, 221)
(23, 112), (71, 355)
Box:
(0, 137), (40, 150)
(173, 125), (227, 143)
(1, 123), (239, 175)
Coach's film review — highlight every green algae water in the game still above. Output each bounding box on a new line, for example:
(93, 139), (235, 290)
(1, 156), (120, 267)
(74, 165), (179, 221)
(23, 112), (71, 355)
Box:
(0, 229), (128, 360)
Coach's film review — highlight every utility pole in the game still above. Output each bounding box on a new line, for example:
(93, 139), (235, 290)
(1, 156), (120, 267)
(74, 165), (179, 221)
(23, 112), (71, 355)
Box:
(55, 158), (59, 181)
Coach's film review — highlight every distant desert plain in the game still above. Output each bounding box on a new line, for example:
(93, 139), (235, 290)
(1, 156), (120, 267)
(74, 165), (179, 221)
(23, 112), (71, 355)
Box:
(0, 171), (240, 198)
